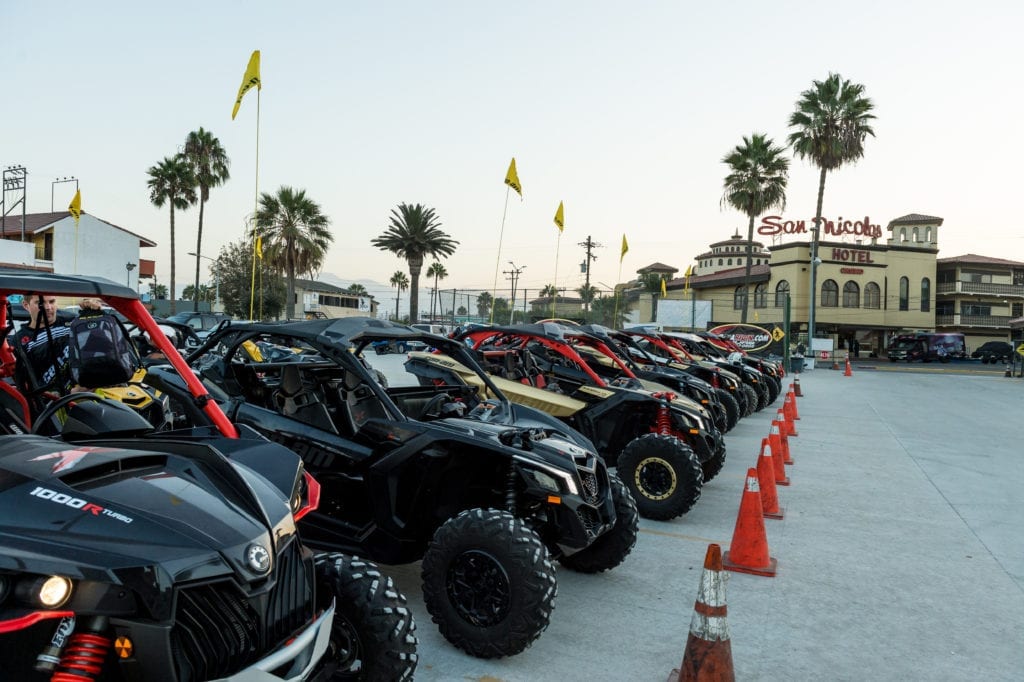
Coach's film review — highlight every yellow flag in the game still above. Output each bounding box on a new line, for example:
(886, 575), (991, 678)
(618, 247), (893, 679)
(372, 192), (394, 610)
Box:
(620, 234), (629, 262)
(68, 189), (82, 224)
(255, 235), (263, 260)
(232, 50), (262, 120)
(660, 277), (667, 297)
(684, 264), (692, 291)
(504, 157), (522, 197)
(554, 201), (564, 232)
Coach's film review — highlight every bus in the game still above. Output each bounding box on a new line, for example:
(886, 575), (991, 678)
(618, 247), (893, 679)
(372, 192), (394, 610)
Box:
(887, 332), (966, 363)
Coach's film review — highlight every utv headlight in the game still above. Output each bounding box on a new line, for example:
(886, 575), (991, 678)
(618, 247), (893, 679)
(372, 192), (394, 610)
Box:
(26, 576), (73, 608)
(525, 468), (561, 493)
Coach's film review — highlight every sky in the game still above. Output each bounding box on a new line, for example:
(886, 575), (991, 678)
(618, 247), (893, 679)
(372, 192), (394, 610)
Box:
(3, 1), (1023, 310)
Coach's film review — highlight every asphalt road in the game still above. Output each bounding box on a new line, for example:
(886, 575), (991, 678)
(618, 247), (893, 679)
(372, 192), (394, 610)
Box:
(367, 355), (1024, 681)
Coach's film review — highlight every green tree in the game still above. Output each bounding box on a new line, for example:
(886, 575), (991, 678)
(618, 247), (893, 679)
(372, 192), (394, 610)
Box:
(540, 284), (559, 298)
(426, 261), (449, 320)
(146, 155), (196, 314)
(182, 128), (231, 312)
(476, 291), (493, 319)
(389, 271), (409, 320)
(457, 305), (468, 316)
(788, 73), (876, 340)
(371, 203), (458, 324)
(182, 284), (215, 303)
(577, 284), (599, 307)
(721, 133), (790, 323)
(215, 239), (286, 319)
(345, 283), (368, 296)
(255, 186), (334, 320)
(638, 272), (670, 293)
(148, 281), (168, 300)
(491, 296), (510, 322)
(590, 294), (631, 328)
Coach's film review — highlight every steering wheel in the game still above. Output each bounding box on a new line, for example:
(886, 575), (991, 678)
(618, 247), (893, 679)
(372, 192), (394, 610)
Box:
(31, 392), (110, 436)
(419, 392), (452, 420)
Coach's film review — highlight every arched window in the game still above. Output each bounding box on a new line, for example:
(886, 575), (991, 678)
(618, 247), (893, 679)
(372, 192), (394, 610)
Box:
(924, 227), (932, 242)
(754, 283), (767, 308)
(864, 282), (881, 309)
(774, 280), (790, 307)
(843, 281), (860, 308)
(912, 227), (919, 241)
(821, 279), (839, 307)
(900, 227), (907, 241)
(899, 276), (909, 311)
(727, 258), (733, 266)
(718, 258), (723, 266)
(733, 286), (747, 310)
(921, 277), (931, 312)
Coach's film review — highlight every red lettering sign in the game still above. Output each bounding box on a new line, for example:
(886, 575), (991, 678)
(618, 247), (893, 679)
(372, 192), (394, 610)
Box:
(830, 248), (875, 264)
(758, 215), (882, 240)
(840, 267), (864, 274)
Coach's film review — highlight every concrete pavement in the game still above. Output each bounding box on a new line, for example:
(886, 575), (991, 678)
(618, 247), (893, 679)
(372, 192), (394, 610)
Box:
(384, 365), (1024, 681)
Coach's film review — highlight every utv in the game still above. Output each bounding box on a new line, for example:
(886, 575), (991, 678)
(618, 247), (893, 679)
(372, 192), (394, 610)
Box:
(145, 318), (637, 659)
(0, 272), (417, 681)
(658, 331), (770, 414)
(420, 323), (726, 520)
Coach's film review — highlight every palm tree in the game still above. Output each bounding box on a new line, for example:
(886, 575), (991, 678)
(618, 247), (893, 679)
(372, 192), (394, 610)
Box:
(182, 284), (215, 303)
(426, 261), (449, 320)
(345, 283), (368, 296)
(476, 291), (493, 319)
(182, 128), (231, 311)
(788, 73), (876, 341)
(577, 284), (599, 307)
(389, 271), (409, 321)
(255, 186), (333, 320)
(371, 203), (458, 324)
(721, 133), (790, 323)
(146, 155), (196, 314)
(540, 284), (559, 299)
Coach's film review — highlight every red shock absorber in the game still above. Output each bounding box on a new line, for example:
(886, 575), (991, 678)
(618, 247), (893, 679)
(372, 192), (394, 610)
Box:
(650, 392), (675, 435)
(51, 631), (111, 681)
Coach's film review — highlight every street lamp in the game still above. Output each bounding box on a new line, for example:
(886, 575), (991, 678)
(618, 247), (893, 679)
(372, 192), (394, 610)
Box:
(125, 262), (136, 287)
(187, 251), (219, 310)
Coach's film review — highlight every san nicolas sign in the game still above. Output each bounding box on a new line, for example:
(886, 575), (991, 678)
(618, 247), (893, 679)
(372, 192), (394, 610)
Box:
(758, 215), (882, 240)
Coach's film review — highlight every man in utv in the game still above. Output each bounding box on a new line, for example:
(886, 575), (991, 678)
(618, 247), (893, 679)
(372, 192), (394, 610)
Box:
(15, 293), (103, 399)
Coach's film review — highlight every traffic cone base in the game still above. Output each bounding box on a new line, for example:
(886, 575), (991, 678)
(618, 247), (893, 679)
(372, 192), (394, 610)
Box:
(723, 469), (777, 577)
(669, 544), (736, 682)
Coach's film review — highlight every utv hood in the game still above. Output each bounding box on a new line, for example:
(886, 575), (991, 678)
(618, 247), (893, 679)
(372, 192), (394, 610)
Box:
(0, 435), (292, 585)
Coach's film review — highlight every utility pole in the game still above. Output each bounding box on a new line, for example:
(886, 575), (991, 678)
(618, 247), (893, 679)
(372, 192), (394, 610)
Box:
(578, 236), (603, 314)
(504, 261), (526, 324)
(51, 176), (78, 212)
(2, 166), (28, 241)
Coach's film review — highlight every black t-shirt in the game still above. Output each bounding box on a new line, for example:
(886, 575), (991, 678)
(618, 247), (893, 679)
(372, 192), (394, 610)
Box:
(15, 323), (73, 394)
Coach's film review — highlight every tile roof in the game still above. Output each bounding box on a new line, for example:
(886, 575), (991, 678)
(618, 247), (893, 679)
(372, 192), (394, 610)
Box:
(937, 253), (1024, 267)
(636, 262), (679, 274)
(668, 264), (770, 289)
(887, 213), (943, 226)
(0, 211), (157, 247)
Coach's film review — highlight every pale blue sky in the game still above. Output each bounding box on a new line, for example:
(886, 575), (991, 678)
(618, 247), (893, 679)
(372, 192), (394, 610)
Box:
(4, 1), (1022, 301)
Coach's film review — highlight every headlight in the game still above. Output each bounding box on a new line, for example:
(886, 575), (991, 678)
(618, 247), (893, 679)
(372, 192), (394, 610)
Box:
(18, 575), (74, 608)
(525, 468), (561, 493)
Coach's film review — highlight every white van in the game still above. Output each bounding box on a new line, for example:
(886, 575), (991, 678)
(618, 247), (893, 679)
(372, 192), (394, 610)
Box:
(411, 323), (449, 337)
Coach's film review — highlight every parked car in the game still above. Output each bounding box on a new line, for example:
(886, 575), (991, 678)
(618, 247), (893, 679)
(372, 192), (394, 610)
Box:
(164, 311), (232, 338)
(145, 317), (637, 659)
(0, 271), (419, 681)
(971, 341), (1013, 364)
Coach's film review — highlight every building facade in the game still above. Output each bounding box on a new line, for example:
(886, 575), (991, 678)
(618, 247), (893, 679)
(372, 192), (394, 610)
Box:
(627, 213), (1019, 358)
(295, 279), (377, 319)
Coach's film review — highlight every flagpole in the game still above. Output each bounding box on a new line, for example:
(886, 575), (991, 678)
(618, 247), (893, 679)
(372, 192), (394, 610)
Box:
(614, 259), (623, 323)
(551, 232), (561, 317)
(490, 186), (511, 324)
(249, 89), (261, 320)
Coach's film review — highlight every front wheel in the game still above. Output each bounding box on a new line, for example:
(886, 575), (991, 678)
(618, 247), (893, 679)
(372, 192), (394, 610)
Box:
(558, 474), (638, 573)
(715, 389), (740, 431)
(421, 508), (557, 658)
(315, 554), (419, 681)
(616, 433), (703, 520)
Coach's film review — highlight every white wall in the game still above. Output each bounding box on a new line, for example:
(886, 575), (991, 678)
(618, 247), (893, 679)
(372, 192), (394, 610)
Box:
(0, 238), (36, 266)
(50, 215), (144, 288)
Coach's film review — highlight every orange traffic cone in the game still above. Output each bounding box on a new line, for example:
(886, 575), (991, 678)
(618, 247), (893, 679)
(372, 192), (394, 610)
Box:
(784, 391), (800, 421)
(768, 424), (790, 485)
(844, 357), (853, 377)
(668, 544), (736, 682)
(786, 389), (800, 420)
(757, 438), (784, 520)
(777, 406), (797, 438)
(723, 469), (778, 577)
(772, 419), (793, 465)
(793, 376), (803, 397)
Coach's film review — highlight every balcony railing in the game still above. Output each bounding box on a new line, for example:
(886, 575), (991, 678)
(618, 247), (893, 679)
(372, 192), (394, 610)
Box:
(935, 314), (1013, 327)
(34, 245), (53, 261)
(936, 281), (1024, 297)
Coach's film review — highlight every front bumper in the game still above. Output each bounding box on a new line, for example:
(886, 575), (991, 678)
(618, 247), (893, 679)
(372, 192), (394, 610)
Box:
(219, 601), (335, 682)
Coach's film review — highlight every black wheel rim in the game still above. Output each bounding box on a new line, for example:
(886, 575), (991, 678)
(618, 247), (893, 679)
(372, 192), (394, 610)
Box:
(446, 549), (512, 627)
(329, 612), (364, 678)
(635, 457), (677, 499)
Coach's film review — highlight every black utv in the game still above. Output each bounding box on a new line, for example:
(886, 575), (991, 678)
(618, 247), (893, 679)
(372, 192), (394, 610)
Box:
(145, 317), (637, 659)
(0, 272), (417, 681)
(414, 324), (727, 521)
